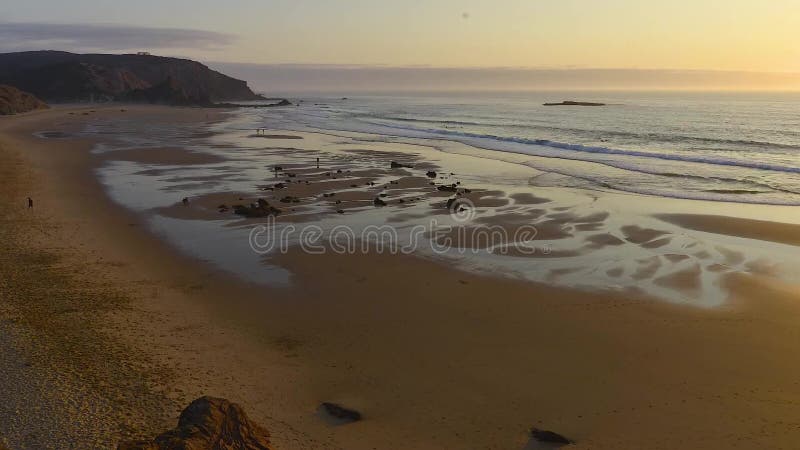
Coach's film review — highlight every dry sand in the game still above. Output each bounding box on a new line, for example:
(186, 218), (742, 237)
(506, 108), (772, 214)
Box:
(1, 105), (800, 449)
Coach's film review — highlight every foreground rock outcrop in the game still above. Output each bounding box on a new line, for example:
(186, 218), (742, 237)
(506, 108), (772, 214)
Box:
(118, 397), (273, 450)
(0, 84), (49, 115)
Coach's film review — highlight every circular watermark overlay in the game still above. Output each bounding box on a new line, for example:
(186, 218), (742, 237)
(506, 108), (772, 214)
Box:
(448, 197), (476, 223)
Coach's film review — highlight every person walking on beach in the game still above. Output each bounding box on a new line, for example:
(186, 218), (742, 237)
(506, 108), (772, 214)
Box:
(27, 197), (33, 209)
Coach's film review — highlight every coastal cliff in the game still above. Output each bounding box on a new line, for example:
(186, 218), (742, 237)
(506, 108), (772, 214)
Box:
(0, 85), (49, 115)
(0, 51), (265, 105)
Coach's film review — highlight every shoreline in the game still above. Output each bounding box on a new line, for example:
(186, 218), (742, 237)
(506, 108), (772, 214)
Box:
(261, 95), (800, 208)
(2, 105), (800, 449)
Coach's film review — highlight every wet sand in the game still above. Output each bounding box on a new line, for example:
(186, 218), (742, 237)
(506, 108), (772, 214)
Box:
(657, 213), (800, 247)
(101, 146), (226, 165)
(2, 105), (800, 449)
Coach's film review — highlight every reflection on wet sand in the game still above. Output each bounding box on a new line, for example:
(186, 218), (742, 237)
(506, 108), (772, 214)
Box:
(86, 118), (800, 307)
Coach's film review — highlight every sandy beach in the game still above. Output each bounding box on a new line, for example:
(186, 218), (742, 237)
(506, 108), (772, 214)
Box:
(2, 105), (800, 450)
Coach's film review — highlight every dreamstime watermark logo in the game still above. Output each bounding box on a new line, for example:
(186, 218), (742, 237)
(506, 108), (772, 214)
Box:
(248, 198), (549, 256)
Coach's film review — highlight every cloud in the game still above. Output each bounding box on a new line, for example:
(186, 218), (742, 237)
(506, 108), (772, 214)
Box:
(0, 22), (236, 53)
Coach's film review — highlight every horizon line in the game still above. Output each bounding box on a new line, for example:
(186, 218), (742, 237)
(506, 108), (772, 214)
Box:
(209, 61), (800, 76)
(3, 49), (800, 76)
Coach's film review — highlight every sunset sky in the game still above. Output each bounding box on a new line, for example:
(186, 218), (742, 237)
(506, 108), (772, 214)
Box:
(2, 0), (799, 72)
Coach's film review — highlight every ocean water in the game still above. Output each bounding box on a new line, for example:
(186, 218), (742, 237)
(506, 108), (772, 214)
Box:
(255, 91), (800, 205)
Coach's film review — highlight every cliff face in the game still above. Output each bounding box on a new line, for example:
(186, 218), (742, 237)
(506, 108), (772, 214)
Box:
(0, 85), (49, 115)
(0, 51), (264, 105)
(124, 76), (212, 105)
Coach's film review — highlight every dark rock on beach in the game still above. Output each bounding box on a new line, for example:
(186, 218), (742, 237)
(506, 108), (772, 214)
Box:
(390, 161), (413, 169)
(233, 205), (250, 216)
(437, 184), (458, 192)
(320, 402), (362, 424)
(374, 197), (388, 207)
(279, 196), (301, 204)
(233, 200), (281, 218)
(117, 396), (273, 450)
(426, 171), (438, 178)
(530, 427), (573, 445)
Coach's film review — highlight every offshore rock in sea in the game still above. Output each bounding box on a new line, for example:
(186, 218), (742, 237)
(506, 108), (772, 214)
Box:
(118, 396), (273, 450)
(542, 100), (605, 106)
